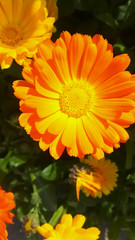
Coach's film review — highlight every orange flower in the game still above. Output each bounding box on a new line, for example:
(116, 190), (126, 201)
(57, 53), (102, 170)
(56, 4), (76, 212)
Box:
(76, 156), (118, 200)
(0, 187), (15, 240)
(37, 213), (100, 240)
(76, 171), (101, 201)
(13, 31), (135, 159)
(0, 221), (8, 240)
(0, 187), (15, 224)
(0, 0), (58, 69)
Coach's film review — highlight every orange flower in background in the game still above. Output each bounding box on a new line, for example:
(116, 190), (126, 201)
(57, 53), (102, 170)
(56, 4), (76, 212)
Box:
(0, 186), (15, 240)
(13, 31), (135, 160)
(0, 221), (8, 240)
(37, 213), (100, 240)
(0, 0), (58, 69)
(76, 156), (118, 200)
(0, 187), (15, 224)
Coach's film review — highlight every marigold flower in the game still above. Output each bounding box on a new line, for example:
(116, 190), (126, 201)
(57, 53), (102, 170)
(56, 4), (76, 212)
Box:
(13, 31), (135, 159)
(0, 221), (8, 240)
(0, 0), (58, 69)
(0, 187), (15, 224)
(76, 156), (118, 200)
(0, 186), (15, 240)
(37, 213), (100, 240)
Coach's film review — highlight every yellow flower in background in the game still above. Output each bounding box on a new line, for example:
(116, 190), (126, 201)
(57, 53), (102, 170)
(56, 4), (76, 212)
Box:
(76, 157), (118, 200)
(46, 0), (58, 18)
(37, 214), (100, 240)
(0, 0), (58, 69)
(23, 217), (35, 234)
(76, 171), (102, 201)
(13, 31), (135, 160)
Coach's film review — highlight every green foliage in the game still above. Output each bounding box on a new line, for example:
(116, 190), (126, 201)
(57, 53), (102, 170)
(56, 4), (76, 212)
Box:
(41, 160), (73, 181)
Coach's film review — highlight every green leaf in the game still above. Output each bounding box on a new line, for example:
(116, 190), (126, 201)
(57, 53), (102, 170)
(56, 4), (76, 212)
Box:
(9, 155), (26, 167)
(41, 163), (59, 181)
(96, 13), (118, 28)
(41, 161), (72, 181)
(49, 205), (65, 227)
(125, 140), (135, 169)
(109, 216), (125, 240)
(113, 43), (126, 52)
(0, 151), (12, 172)
(36, 178), (57, 211)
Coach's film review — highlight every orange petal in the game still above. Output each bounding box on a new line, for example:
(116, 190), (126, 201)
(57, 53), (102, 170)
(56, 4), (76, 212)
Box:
(61, 117), (76, 147)
(49, 133), (65, 159)
(60, 31), (71, 50)
(76, 118), (94, 155)
(95, 54), (131, 87)
(79, 43), (97, 80)
(69, 33), (84, 79)
(52, 45), (71, 84)
(35, 111), (62, 134)
(88, 50), (113, 84)
(48, 112), (68, 135)
(92, 148), (104, 160)
(82, 116), (104, 149)
(25, 96), (60, 118)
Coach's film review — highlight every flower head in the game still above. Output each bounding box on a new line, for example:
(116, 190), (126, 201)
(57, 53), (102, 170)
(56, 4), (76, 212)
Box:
(0, 187), (15, 224)
(0, 186), (15, 240)
(13, 31), (135, 159)
(37, 213), (100, 240)
(0, 0), (58, 69)
(76, 156), (118, 200)
(0, 221), (8, 240)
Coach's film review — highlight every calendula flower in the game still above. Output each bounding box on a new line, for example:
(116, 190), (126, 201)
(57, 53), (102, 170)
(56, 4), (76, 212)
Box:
(76, 156), (118, 200)
(37, 213), (100, 240)
(0, 186), (15, 240)
(0, 186), (15, 224)
(0, 221), (8, 240)
(0, 0), (58, 69)
(13, 31), (135, 159)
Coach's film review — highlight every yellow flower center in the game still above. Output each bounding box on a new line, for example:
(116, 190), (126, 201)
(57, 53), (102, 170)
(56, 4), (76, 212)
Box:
(0, 25), (22, 46)
(59, 81), (95, 118)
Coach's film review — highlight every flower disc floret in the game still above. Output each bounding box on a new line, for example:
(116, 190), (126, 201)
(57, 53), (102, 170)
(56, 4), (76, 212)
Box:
(13, 31), (135, 160)
(59, 81), (94, 118)
(0, 25), (22, 46)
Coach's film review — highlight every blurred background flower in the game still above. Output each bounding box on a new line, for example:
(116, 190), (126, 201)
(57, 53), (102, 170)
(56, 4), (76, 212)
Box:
(0, 186), (15, 240)
(0, 0), (58, 69)
(76, 157), (118, 200)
